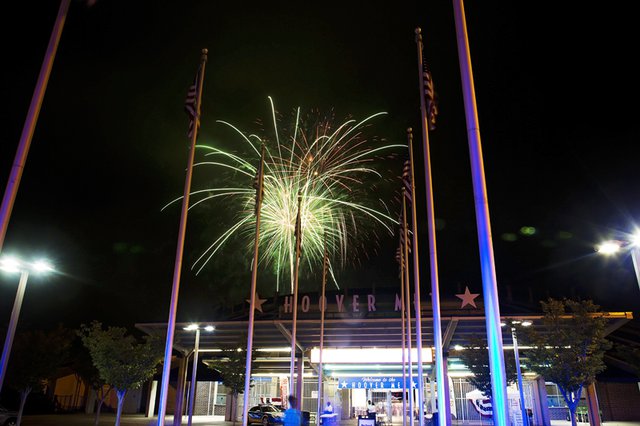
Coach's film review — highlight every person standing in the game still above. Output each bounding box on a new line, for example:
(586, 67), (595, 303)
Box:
(324, 401), (333, 414)
(367, 400), (376, 420)
(284, 395), (302, 426)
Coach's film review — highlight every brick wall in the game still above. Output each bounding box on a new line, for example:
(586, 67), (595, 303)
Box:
(597, 381), (640, 421)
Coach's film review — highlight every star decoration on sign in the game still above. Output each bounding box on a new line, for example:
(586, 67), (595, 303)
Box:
(340, 380), (348, 389)
(246, 293), (267, 313)
(456, 286), (480, 309)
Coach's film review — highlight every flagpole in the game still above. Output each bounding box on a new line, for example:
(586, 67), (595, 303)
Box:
(399, 242), (407, 426)
(242, 143), (266, 426)
(452, 2), (509, 426)
(0, 0), (71, 252)
(156, 49), (208, 426)
(316, 242), (328, 426)
(414, 29), (450, 426)
(402, 192), (414, 425)
(289, 193), (303, 395)
(405, 129), (425, 426)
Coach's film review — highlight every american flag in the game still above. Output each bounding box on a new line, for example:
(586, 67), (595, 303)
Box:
(423, 64), (438, 131)
(253, 146), (265, 216)
(402, 160), (412, 203)
(294, 195), (303, 256)
(395, 244), (404, 276)
(399, 221), (412, 255)
(184, 66), (202, 138)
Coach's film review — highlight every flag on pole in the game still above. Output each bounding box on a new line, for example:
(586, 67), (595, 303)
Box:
(184, 65), (202, 138)
(422, 64), (438, 131)
(397, 157), (413, 271)
(402, 159), (412, 203)
(395, 243), (404, 277)
(253, 145), (265, 216)
(294, 195), (302, 256)
(400, 224), (411, 254)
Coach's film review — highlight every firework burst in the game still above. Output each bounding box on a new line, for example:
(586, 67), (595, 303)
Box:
(165, 97), (403, 293)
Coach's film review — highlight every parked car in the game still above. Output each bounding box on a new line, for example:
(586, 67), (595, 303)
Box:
(0, 405), (17, 426)
(248, 404), (285, 426)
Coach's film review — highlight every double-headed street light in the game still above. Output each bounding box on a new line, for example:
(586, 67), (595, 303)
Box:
(0, 256), (54, 392)
(596, 228), (640, 291)
(183, 323), (214, 426)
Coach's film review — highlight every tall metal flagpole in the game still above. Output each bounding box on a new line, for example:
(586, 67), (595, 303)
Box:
(157, 49), (208, 426)
(399, 241), (407, 426)
(401, 191), (414, 425)
(289, 193), (303, 395)
(242, 144), (266, 426)
(0, 0), (71, 252)
(414, 29), (450, 426)
(316, 243), (328, 426)
(452, 2), (509, 426)
(406, 130), (426, 426)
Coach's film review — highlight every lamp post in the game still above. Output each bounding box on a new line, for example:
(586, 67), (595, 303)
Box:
(0, 256), (53, 392)
(508, 320), (532, 426)
(596, 229), (640, 291)
(184, 324), (214, 426)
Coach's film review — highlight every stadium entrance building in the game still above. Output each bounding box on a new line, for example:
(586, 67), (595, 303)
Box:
(136, 288), (634, 425)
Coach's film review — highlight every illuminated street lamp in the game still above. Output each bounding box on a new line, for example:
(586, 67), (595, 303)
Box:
(502, 319), (532, 426)
(0, 256), (53, 392)
(183, 323), (214, 426)
(596, 229), (640, 291)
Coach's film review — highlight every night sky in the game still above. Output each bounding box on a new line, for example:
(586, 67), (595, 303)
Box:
(1, 1), (639, 331)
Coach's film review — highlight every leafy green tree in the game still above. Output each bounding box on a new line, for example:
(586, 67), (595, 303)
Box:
(520, 298), (611, 426)
(5, 325), (72, 426)
(207, 337), (255, 425)
(453, 335), (518, 399)
(78, 321), (163, 426)
(69, 340), (112, 426)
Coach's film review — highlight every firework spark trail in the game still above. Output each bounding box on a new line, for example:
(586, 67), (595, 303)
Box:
(169, 98), (404, 293)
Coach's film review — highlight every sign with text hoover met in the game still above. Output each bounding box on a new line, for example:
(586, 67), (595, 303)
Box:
(337, 376), (419, 389)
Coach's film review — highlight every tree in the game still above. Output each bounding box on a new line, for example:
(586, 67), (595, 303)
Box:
(520, 298), (612, 426)
(453, 335), (518, 400)
(78, 321), (163, 426)
(207, 337), (255, 425)
(5, 326), (72, 426)
(69, 340), (112, 426)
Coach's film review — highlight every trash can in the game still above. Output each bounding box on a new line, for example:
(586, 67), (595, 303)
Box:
(358, 414), (376, 426)
(321, 414), (338, 426)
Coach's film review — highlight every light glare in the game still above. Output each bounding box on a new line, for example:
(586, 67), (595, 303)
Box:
(32, 260), (53, 273)
(0, 257), (21, 273)
(597, 241), (621, 255)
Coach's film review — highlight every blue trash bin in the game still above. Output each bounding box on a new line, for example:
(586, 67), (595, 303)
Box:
(321, 414), (337, 426)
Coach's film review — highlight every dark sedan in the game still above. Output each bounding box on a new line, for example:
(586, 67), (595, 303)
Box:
(247, 404), (285, 426)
